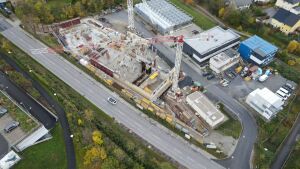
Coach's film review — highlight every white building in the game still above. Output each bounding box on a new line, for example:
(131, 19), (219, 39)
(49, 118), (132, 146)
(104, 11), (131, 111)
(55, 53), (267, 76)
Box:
(246, 88), (284, 121)
(209, 49), (240, 74)
(183, 26), (240, 63)
(134, 0), (192, 34)
(186, 91), (225, 128)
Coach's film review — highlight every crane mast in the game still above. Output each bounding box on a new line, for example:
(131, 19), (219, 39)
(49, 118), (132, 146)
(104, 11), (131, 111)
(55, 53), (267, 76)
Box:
(171, 36), (184, 92)
(127, 0), (134, 31)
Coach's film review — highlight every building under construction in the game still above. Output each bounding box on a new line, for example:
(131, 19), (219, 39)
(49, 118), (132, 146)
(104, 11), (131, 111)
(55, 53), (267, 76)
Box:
(57, 18), (172, 101)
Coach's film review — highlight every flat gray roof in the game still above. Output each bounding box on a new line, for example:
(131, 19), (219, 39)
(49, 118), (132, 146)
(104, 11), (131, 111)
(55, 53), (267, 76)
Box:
(186, 91), (224, 123)
(184, 26), (240, 55)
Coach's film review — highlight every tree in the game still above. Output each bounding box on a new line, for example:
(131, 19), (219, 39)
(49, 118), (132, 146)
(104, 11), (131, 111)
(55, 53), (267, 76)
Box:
(208, 0), (225, 15)
(287, 60), (296, 66)
(1, 39), (12, 52)
(84, 109), (94, 121)
(184, 0), (194, 5)
(101, 157), (121, 169)
(237, 25), (243, 31)
(92, 130), (104, 145)
(64, 5), (76, 19)
(287, 40), (299, 53)
(224, 9), (241, 27)
(112, 147), (126, 161)
(74, 1), (86, 17)
(84, 146), (107, 167)
(218, 7), (225, 18)
(77, 118), (84, 126)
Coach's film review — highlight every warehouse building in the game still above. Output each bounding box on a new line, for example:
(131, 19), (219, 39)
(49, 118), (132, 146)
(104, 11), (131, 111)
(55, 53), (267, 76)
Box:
(134, 0), (193, 34)
(209, 49), (240, 74)
(239, 35), (278, 66)
(186, 91), (225, 128)
(246, 88), (284, 121)
(183, 26), (240, 63)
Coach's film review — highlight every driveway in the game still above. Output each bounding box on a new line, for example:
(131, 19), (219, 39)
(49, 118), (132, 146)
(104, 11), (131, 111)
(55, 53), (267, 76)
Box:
(0, 54), (76, 169)
(0, 134), (8, 159)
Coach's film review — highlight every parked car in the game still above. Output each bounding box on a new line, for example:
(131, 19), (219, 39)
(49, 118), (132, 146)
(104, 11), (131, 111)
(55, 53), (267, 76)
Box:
(226, 72), (234, 79)
(202, 72), (211, 77)
(4, 121), (20, 133)
(221, 79), (230, 87)
(207, 74), (215, 80)
(285, 83), (295, 90)
(107, 97), (117, 105)
(282, 85), (293, 93)
(279, 87), (291, 97)
(0, 106), (7, 117)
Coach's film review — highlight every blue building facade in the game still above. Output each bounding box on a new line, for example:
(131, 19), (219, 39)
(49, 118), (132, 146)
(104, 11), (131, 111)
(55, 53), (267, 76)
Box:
(239, 35), (278, 66)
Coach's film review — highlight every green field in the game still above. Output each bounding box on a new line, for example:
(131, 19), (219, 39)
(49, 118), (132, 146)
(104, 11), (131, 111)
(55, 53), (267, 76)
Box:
(216, 104), (242, 139)
(168, 0), (216, 30)
(13, 125), (67, 169)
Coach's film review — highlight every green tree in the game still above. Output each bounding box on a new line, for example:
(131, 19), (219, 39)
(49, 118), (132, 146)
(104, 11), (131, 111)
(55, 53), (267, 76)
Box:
(64, 5), (76, 19)
(1, 39), (12, 52)
(92, 130), (104, 145)
(101, 157), (121, 169)
(287, 40), (299, 53)
(84, 146), (107, 167)
(218, 7), (225, 18)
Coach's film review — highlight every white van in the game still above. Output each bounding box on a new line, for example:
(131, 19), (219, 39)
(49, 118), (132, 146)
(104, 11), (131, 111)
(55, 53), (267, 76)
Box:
(276, 90), (287, 101)
(279, 87), (290, 97)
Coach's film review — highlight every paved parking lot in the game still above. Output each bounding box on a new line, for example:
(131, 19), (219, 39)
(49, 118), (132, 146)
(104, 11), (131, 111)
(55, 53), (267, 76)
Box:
(219, 73), (296, 100)
(0, 114), (26, 146)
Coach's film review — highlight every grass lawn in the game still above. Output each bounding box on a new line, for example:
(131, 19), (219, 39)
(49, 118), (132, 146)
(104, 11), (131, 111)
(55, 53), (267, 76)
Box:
(0, 91), (37, 133)
(216, 104), (242, 139)
(168, 0), (216, 30)
(13, 125), (67, 169)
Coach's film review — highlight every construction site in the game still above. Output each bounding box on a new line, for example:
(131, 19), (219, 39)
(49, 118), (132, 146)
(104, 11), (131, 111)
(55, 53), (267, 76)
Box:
(50, 0), (230, 150)
(58, 17), (174, 102)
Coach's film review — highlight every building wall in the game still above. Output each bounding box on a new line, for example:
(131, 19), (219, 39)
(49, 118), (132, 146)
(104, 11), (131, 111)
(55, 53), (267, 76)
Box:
(183, 38), (240, 63)
(238, 43), (252, 60)
(271, 18), (300, 34)
(276, 0), (300, 11)
(239, 41), (278, 66)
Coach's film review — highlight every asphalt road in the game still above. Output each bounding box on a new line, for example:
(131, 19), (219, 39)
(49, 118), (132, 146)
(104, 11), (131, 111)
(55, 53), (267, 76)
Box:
(271, 109), (300, 169)
(0, 20), (225, 169)
(0, 134), (8, 159)
(0, 54), (76, 169)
